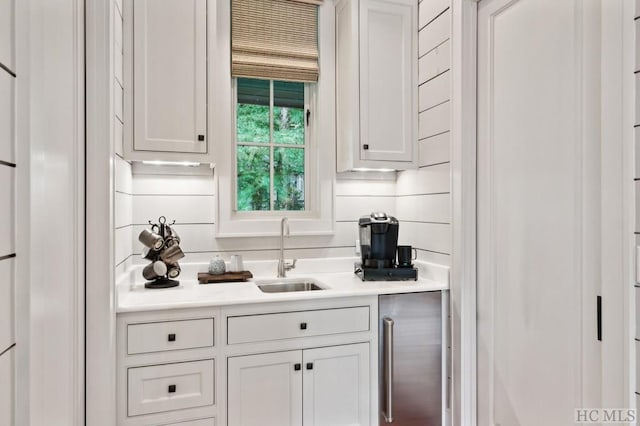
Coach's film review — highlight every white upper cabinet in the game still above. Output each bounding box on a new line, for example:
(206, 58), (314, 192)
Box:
(126, 0), (210, 161)
(336, 0), (417, 172)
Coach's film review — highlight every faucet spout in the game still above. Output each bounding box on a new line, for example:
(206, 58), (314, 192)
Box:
(277, 217), (296, 277)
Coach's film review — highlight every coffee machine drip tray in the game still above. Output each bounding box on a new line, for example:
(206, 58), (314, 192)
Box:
(354, 263), (418, 281)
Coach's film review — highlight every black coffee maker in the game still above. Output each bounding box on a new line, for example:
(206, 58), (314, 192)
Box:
(355, 212), (417, 281)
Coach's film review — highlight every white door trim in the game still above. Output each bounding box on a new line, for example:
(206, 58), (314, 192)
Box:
(450, 1), (478, 425)
(86, 0), (117, 425)
(601, 0), (636, 410)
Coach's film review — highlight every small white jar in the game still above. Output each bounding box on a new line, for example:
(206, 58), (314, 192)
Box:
(208, 255), (226, 275)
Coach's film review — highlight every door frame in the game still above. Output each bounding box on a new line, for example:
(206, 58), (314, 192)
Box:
(451, 0), (635, 424)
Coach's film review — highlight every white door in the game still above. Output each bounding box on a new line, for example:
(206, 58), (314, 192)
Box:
(477, 0), (603, 424)
(302, 343), (370, 426)
(227, 351), (303, 426)
(133, 0), (207, 154)
(359, 0), (415, 163)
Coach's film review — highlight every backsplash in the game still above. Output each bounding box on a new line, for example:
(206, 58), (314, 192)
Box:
(115, 157), (403, 278)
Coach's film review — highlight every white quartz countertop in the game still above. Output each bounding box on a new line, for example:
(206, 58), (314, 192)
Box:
(116, 258), (449, 313)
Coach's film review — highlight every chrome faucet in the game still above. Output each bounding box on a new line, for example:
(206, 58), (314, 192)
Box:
(277, 217), (297, 278)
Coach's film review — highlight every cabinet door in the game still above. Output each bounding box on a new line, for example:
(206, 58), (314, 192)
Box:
(359, 0), (415, 163)
(228, 351), (302, 426)
(133, 0), (207, 154)
(302, 343), (370, 426)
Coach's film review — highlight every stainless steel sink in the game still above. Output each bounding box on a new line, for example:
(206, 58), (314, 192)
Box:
(255, 278), (326, 293)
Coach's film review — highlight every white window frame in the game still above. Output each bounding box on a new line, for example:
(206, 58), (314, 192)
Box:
(211, 0), (335, 237)
(232, 79), (312, 216)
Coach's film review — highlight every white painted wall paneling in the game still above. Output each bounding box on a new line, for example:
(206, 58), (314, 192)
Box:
(0, 0), (14, 72)
(419, 100), (450, 140)
(0, 166), (14, 257)
(0, 258), (14, 353)
(0, 347), (14, 426)
(395, 163), (450, 195)
(115, 83), (123, 124)
(419, 70), (450, 112)
(398, 221), (451, 254)
(115, 120), (124, 157)
(396, 193), (450, 223)
(418, 39), (450, 84)
(334, 179), (396, 196)
(419, 132), (450, 167)
(131, 221), (359, 257)
(418, 0), (449, 30)
(636, 286), (640, 338)
(132, 195), (215, 225)
(0, 71), (14, 164)
(419, 8), (450, 56)
(335, 195), (396, 222)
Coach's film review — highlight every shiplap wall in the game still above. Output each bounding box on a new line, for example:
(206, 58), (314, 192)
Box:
(114, 0), (133, 277)
(0, 0), (16, 423)
(116, 168), (397, 268)
(396, 0), (451, 266)
(635, 0), (640, 409)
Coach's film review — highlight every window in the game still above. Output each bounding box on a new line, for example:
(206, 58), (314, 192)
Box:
(235, 78), (309, 212)
(213, 0), (334, 237)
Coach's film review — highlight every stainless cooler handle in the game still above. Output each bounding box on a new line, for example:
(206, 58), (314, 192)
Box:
(382, 317), (394, 423)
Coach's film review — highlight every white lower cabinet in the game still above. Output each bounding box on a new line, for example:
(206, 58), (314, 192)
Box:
(228, 351), (303, 426)
(302, 344), (369, 426)
(117, 298), (377, 426)
(227, 343), (370, 426)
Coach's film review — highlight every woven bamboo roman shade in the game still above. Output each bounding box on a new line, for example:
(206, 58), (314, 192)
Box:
(231, 0), (322, 83)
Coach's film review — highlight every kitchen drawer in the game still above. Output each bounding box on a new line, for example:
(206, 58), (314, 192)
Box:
(227, 306), (370, 345)
(162, 418), (215, 426)
(128, 359), (215, 416)
(127, 318), (214, 355)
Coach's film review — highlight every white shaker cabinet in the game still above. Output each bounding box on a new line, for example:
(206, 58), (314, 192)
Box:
(336, 0), (417, 172)
(126, 0), (211, 162)
(302, 343), (370, 426)
(227, 351), (303, 426)
(227, 344), (370, 426)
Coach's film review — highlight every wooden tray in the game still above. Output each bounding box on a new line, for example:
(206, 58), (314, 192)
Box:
(198, 271), (253, 284)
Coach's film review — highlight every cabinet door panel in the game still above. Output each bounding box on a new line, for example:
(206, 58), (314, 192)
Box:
(359, 0), (415, 162)
(228, 351), (302, 426)
(302, 343), (370, 426)
(133, 0), (207, 154)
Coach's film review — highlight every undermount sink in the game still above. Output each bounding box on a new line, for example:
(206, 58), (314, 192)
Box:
(256, 278), (327, 293)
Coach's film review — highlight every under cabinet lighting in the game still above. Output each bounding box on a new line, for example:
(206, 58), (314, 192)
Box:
(141, 160), (201, 167)
(352, 168), (396, 172)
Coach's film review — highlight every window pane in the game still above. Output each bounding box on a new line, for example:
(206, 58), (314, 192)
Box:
(274, 147), (305, 210)
(237, 78), (270, 143)
(237, 146), (271, 211)
(273, 81), (305, 145)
